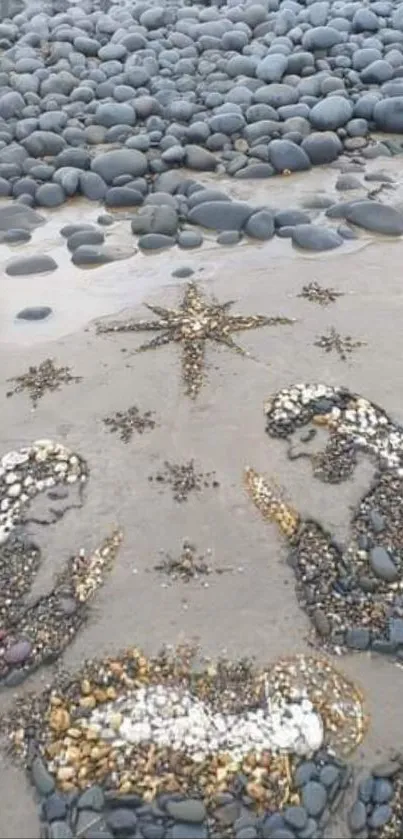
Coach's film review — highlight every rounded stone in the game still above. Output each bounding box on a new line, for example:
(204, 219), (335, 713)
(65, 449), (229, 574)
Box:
(301, 132), (343, 165)
(4, 639), (32, 663)
(275, 209), (310, 228)
(177, 230), (203, 248)
(131, 207), (178, 237)
(291, 225), (343, 251)
(172, 267), (194, 278)
(348, 800), (367, 833)
(166, 800), (206, 823)
(67, 231), (105, 252)
(369, 546), (400, 582)
(368, 804), (393, 830)
(301, 781), (328, 816)
(217, 231), (242, 245)
(91, 150), (148, 184)
(345, 627), (371, 650)
(345, 202), (403, 236)
(71, 246), (114, 267)
(138, 234), (176, 250)
(283, 806), (308, 830)
(373, 779), (394, 804)
(374, 97), (403, 132)
(185, 145), (217, 171)
(310, 96), (353, 131)
(256, 54), (288, 83)
(79, 172), (107, 201)
(269, 140), (311, 173)
(188, 201), (253, 232)
(6, 255), (57, 276)
(244, 209), (275, 240)
(16, 306), (52, 321)
(35, 183), (65, 208)
(95, 103), (136, 128)
(105, 187), (143, 207)
(1, 228), (31, 243)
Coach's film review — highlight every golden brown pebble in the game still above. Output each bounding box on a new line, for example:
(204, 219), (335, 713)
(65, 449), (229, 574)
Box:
(244, 467), (300, 538)
(96, 282), (295, 398)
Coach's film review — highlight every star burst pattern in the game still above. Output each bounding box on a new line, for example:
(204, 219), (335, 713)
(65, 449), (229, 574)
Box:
(97, 283), (295, 398)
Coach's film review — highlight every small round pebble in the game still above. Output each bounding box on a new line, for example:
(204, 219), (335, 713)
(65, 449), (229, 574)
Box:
(16, 306), (52, 321)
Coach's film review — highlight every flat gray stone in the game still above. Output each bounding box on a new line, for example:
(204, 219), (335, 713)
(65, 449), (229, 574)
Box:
(348, 801), (367, 833)
(131, 206), (178, 237)
(138, 234), (176, 250)
(269, 140), (311, 173)
(105, 187), (143, 207)
(0, 204), (44, 232)
(67, 231), (105, 252)
(166, 799), (206, 823)
(345, 201), (403, 235)
(188, 201), (253, 232)
(217, 231), (242, 245)
(6, 255), (57, 276)
(291, 224), (343, 251)
(244, 210), (275, 240)
(302, 781), (327, 817)
(31, 756), (55, 795)
(17, 306), (52, 321)
(369, 546), (399, 582)
(91, 150), (148, 184)
(177, 230), (203, 248)
(185, 145), (217, 171)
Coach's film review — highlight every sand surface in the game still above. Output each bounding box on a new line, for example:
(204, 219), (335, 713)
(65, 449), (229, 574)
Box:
(1, 158), (403, 837)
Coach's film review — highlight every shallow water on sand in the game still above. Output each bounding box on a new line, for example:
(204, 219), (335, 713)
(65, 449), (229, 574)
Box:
(0, 155), (401, 346)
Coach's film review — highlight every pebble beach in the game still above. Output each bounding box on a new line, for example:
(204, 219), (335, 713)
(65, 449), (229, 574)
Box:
(2, 0), (403, 836)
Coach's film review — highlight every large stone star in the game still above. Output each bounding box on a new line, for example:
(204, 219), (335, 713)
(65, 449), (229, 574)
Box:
(97, 282), (294, 398)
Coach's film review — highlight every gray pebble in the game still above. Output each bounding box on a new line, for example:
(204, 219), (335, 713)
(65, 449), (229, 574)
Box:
(373, 779), (394, 804)
(346, 627), (371, 650)
(31, 756), (55, 796)
(167, 800), (206, 823)
(177, 230), (203, 249)
(185, 145), (217, 171)
(301, 132), (343, 165)
(291, 224), (343, 251)
(172, 266), (194, 278)
(269, 139), (311, 173)
(275, 209), (310, 228)
(1, 228), (31, 243)
(105, 187), (143, 207)
(35, 183), (65, 208)
(171, 824), (208, 839)
(17, 306), (52, 321)
(77, 785), (105, 811)
(67, 231), (105, 252)
(369, 546), (399, 582)
(348, 800), (367, 833)
(138, 234), (176, 250)
(345, 202), (403, 236)
(283, 806), (307, 830)
(42, 793), (68, 823)
(91, 150), (148, 183)
(302, 781), (327, 817)
(48, 822), (73, 839)
(6, 255), (57, 276)
(188, 201), (252, 232)
(244, 209), (275, 240)
(368, 804), (393, 829)
(217, 230), (242, 245)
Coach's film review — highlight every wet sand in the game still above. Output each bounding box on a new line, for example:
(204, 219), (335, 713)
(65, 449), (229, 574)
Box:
(1, 158), (403, 837)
